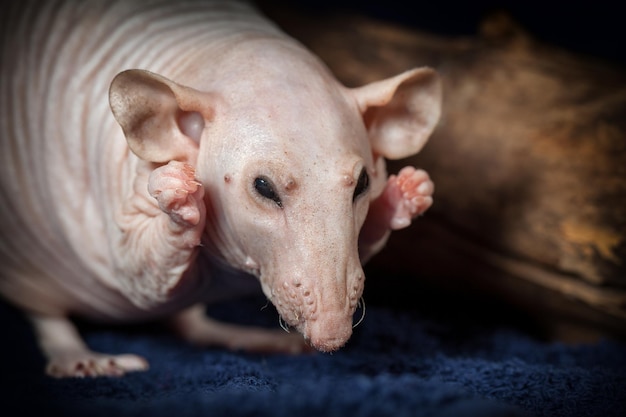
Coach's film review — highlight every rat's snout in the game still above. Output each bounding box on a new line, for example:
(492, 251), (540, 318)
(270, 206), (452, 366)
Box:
(303, 265), (365, 352)
(247, 165), (371, 353)
(272, 259), (365, 353)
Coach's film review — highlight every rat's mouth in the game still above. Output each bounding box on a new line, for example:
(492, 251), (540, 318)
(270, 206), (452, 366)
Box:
(278, 311), (305, 334)
(277, 298), (366, 352)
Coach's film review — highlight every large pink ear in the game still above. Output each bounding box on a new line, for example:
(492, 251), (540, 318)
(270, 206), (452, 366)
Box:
(352, 67), (442, 160)
(109, 69), (213, 163)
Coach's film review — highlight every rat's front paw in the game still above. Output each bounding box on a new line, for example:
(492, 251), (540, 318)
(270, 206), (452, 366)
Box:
(386, 166), (434, 230)
(148, 161), (205, 226)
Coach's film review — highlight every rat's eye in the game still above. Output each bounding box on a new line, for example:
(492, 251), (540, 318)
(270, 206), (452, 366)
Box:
(254, 176), (282, 208)
(353, 168), (369, 201)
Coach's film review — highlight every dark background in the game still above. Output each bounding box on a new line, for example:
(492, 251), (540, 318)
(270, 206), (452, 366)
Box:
(257, 0), (626, 337)
(263, 0), (626, 67)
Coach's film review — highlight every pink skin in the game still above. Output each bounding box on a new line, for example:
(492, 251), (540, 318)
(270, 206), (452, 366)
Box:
(359, 166), (434, 261)
(377, 166), (434, 230)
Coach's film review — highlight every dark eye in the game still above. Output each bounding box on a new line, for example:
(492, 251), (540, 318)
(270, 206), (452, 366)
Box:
(254, 176), (282, 208)
(353, 168), (369, 201)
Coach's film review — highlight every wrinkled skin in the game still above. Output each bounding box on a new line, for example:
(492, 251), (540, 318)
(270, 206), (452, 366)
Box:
(0, 0), (441, 377)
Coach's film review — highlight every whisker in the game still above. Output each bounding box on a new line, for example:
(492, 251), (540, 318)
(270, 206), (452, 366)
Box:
(279, 316), (291, 333)
(353, 297), (366, 329)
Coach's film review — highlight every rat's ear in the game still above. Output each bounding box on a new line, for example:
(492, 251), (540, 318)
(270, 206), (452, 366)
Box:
(109, 69), (213, 163)
(352, 67), (442, 160)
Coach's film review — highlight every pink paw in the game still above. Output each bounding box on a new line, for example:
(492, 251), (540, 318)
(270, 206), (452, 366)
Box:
(386, 166), (434, 230)
(148, 161), (204, 226)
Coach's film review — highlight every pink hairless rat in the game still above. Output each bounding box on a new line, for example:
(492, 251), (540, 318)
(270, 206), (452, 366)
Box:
(0, 0), (441, 377)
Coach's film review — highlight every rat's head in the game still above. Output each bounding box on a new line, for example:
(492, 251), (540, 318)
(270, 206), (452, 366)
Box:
(109, 63), (440, 352)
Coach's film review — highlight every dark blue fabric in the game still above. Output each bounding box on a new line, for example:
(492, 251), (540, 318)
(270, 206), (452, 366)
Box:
(1, 291), (625, 417)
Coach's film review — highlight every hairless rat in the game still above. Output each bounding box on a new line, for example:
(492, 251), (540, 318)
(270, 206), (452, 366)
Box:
(0, 0), (441, 377)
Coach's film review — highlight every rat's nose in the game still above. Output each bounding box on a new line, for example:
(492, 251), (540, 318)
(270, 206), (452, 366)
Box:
(305, 311), (353, 352)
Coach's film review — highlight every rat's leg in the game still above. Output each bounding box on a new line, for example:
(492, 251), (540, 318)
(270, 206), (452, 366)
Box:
(146, 160), (205, 235)
(359, 166), (434, 262)
(113, 160), (206, 307)
(29, 314), (148, 378)
(171, 304), (311, 354)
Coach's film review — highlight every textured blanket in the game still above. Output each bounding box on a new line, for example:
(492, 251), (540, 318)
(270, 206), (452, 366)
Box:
(2, 283), (625, 417)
